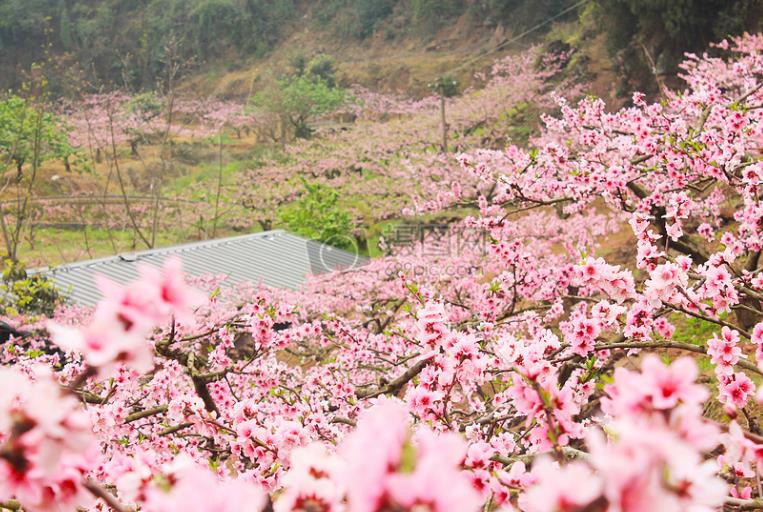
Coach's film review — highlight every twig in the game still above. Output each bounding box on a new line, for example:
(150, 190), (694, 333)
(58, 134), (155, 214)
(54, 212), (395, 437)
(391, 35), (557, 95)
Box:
(725, 497), (763, 510)
(124, 405), (168, 424)
(555, 340), (763, 377)
(84, 478), (131, 512)
(356, 358), (430, 399)
(330, 416), (357, 427)
(159, 422), (193, 436)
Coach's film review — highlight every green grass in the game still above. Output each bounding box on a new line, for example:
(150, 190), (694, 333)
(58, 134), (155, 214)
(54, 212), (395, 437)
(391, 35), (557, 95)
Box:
(670, 313), (722, 347)
(171, 161), (245, 195)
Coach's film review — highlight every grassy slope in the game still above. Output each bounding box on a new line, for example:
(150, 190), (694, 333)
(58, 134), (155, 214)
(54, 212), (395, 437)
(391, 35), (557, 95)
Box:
(180, 6), (514, 99)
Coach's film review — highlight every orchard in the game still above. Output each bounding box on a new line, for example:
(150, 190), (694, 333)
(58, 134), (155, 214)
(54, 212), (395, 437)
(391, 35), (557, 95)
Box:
(3, 33), (763, 512)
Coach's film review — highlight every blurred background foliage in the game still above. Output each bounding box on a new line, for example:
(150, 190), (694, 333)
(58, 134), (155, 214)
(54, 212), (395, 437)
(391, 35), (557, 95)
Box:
(0, 0), (759, 94)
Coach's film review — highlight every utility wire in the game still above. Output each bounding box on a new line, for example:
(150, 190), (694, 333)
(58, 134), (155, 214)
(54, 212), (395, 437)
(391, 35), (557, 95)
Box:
(444, 0), (591, 76)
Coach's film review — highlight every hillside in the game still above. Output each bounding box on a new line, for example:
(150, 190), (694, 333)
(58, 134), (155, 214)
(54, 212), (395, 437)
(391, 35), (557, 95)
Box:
(2, 1), (761, 98)
(12, 47), (561, 267)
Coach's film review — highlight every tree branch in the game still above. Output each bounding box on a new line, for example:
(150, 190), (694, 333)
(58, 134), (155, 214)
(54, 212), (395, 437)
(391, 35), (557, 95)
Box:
(84, 478), (131, 512)
(124, 405), (168, 424)
(356, 358), (430, 399)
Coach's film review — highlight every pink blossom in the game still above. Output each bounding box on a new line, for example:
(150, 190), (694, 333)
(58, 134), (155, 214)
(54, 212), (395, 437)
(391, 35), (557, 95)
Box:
(416, 301), (450, 348)
(386, 429), (481, 512)
(47, 258), (204, 375)
(521, 458), (602, 512)
(146, 462), (266, 512)
(275, 443), (344, 512)
(718, 372), (755, 409)
(707, 326), (742, 374)
(0, 369), (96, 511)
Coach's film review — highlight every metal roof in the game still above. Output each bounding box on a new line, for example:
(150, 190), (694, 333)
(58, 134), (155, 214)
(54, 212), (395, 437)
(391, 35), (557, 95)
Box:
(34, 230), (364, 306)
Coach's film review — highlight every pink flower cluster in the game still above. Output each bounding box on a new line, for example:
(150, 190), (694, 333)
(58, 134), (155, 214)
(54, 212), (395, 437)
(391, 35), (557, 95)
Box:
(47, 258), (204, 376)
(278, 399), (481, 512)
(0, 368), (96, 511)
(524, 356), (726, 511)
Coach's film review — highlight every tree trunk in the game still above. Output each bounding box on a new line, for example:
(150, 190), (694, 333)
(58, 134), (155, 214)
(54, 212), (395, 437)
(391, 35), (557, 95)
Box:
(0, 204), (16, 265)
(211, 133), (224, 238)
(440, 94), (449, 153)
(280, 116), (287, 147)
(737, 250), (763, 330)
(354, 232), (368, 255)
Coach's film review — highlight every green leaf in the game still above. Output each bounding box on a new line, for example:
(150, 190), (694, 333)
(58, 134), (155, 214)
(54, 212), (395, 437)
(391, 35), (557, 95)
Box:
(26, 349), (44, 358)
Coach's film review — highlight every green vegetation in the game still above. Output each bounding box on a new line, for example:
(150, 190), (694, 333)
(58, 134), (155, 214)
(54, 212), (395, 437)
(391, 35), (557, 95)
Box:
(253, 54), (348, 139)
(14, 226), (179, 268)
(0, 94), (73, 178)
(0, 260), (63, 316)
(429, 75), (459, 98)
(277, 178), (354, 250)
(126, 92), (162, 120)
(0, 0), (298, 90)
(589, 0), (761, 93)
(1, 0), (759, 92)
(0, 274), (63, 316)
(671, 314), (722, 346)
(354, 0), (396, 38)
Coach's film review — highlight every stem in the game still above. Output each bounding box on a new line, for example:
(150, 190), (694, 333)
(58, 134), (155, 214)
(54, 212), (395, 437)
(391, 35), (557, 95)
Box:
(124, 405), (169, 423)
(159, 422), (192, 436)
(0, 500), (20, 510)
(212, 131), (224, 238)
(726, 497), (763, 510)
(440, 93), (448, 153)
(84, 479), (131, 512)
(108, 106), (150, 248)
(356, 358), (430, 399)
(555, 340), (763, 376)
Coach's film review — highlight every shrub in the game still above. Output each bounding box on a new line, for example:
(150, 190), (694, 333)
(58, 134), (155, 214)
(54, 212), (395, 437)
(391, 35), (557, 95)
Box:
(277, 178), (354, 249)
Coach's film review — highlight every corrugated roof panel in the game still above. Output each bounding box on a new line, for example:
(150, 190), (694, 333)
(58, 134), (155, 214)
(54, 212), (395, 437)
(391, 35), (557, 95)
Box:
(33, 230), (366, 306)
